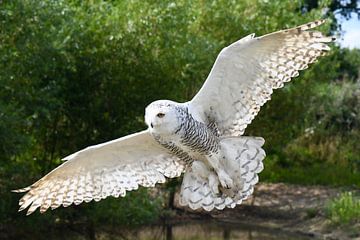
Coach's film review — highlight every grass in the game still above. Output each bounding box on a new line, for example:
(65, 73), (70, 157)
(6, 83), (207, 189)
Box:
(325, 192), (360, 224)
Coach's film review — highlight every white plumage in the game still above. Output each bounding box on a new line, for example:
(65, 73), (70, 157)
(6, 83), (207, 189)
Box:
(14, 131), (184, 214)
(14, 20), (334, 215)
(190, 20), (333, 136)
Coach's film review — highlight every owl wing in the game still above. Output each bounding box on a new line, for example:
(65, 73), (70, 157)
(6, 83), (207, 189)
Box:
(188, 20), (334, 136)
(13, 130), (185, 215)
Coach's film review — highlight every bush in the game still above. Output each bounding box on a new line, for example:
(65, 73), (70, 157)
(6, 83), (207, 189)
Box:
(326, 192), (360, 224)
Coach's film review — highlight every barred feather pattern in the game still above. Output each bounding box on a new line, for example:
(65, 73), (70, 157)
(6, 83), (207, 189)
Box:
(13, 130), (185, 215)
(153, 106), (220, 164)
(179, 137), (265, 211)
(179, 108), (220, 155)
(234, 137), (265, 200)
(179, 164), (236, 211)
(190, 20), (334, 136)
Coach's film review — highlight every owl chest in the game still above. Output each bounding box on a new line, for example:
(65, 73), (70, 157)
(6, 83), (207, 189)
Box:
(153, 119), (220, 162)
(179, 118), (220, 155)
(153, 132), (202, 163)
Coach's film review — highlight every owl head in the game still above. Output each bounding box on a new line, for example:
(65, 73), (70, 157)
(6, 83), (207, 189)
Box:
(145, 100), (181, 135)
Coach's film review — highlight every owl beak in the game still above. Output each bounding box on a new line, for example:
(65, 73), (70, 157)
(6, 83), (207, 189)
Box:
(150, 122), (154, 128)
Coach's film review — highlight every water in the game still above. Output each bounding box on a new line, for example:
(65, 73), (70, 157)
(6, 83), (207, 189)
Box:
(97, 220), (312, 240)
(5, 220), (313, 240)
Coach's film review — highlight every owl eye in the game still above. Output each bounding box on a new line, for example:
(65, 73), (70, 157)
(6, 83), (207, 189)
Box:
(156, 113), (165, 118)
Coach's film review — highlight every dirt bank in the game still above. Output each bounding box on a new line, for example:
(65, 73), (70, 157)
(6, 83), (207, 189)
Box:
(171, 183), (360, 240)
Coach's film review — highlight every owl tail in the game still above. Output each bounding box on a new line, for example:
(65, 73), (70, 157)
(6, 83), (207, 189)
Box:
(179, 136), (265, 211)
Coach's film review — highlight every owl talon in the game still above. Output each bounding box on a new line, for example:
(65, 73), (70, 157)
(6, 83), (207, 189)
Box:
(218, 171), (233, 189)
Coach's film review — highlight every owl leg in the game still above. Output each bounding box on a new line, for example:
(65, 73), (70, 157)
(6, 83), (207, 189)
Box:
(217, 170), (233, 189)
(206, 155), (233, 189)
(208, 173), (220, 195)
(191, 161), (220, 194)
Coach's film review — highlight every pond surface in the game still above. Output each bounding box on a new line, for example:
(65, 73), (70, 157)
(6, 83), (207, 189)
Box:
(46, 220), (312, 240)
(118, 220), (312, 240)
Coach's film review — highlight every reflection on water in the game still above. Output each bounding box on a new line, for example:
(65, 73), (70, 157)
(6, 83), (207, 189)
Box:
(6, 220), (312, 240)
(99, 220), (311, 240)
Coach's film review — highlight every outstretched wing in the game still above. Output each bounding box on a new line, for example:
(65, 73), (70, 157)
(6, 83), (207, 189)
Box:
(189, 20), (334, 136)
(14, 130), (184, 215)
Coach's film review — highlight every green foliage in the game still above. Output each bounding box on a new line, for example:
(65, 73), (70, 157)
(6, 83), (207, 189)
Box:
(89, 188), (163, 226)
(326, 192), (360, 224)
(261, 156), (360, 186)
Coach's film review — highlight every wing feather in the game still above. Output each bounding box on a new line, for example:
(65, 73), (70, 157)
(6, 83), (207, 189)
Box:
(14, 130), (184, 215)
(189, 20), (334, 136)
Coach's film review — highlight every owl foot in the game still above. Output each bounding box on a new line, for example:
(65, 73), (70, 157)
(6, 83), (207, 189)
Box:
(218, 170), (233, 189)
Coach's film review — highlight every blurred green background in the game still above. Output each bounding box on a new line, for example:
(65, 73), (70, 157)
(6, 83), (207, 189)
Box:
(0, 0), (359, 238)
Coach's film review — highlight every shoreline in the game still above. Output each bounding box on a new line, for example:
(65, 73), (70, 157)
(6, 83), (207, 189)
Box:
(1, 183), (359, 240)
(168, 183), (359, 240)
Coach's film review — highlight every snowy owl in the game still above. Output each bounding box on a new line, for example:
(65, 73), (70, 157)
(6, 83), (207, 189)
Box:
(14, 20), (334, 215)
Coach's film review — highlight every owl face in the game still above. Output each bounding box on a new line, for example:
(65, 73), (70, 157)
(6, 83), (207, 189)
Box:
(145, 100), (180, 135)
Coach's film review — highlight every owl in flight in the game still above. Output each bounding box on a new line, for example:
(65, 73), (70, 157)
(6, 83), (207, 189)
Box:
(15, 20), (333, 215)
